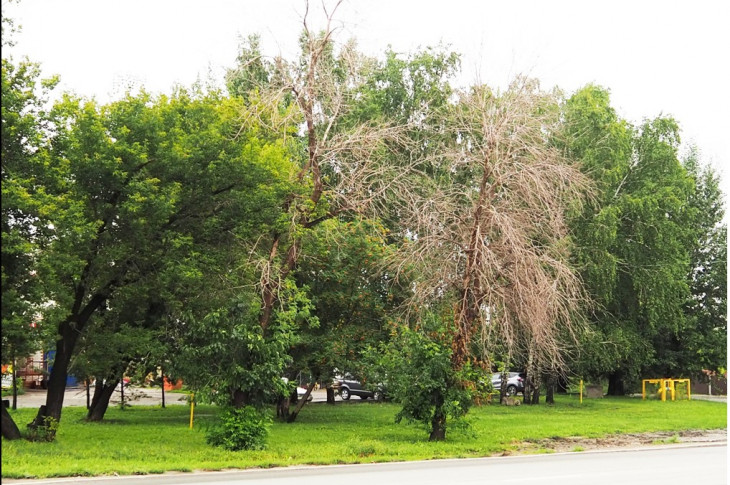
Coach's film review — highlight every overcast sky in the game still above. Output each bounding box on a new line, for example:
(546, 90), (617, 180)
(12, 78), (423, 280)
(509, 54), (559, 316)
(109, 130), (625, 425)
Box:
(4, 0), (729, 200)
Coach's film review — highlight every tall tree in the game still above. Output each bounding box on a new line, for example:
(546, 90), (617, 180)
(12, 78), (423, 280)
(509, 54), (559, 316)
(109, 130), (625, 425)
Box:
(670, 149), (726, 376)
(392, 78), (590, 439)
(23, 88), (285, 429)
(223, 2), (416, 412)
(1, 10), (58, 438)
(563, 85), (695, 393)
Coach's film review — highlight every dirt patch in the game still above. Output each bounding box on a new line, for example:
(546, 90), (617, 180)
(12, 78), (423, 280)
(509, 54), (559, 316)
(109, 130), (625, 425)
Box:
(507, 429), (727, 455)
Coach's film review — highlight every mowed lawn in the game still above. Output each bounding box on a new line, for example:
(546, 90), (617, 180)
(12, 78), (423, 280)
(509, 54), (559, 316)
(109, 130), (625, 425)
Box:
(2, 396), (726, 479)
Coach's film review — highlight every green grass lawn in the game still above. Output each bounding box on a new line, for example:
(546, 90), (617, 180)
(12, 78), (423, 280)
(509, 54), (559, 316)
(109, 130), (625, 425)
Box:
(1, 395), (726, 479)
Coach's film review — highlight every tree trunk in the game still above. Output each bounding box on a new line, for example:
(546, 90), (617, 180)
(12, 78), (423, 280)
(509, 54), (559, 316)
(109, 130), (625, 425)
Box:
(276, 394), (291, 421)
(499, 371), (508, 404)
(30, 329), (79, 428)
(545, 375), (555, 405)
(232, 389), (249, 408)
(161, 375), (166, 409)
(11, 355), (18, 410)
(86, 379), (119, 421)
(326, 386), (335, 404)
(530, 375), (540, 405)
(1, 404), (22, 440)
(429, 400), (447, 441)
(607, 372), (625, 396)
(287, 380), (317, 423)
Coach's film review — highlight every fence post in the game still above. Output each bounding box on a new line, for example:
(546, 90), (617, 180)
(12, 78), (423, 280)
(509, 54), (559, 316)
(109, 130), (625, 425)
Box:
(189, 392), (195, 429)
(579, 379), (583, 404)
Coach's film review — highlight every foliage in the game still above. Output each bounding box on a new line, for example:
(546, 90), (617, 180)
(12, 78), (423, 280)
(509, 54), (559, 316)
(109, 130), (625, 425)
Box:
(25, 415), (59, 442)
(670, 149), (726, 375)
(205, 406), (271, 451)
(377, 316), (489, 440)
(563, 85), (698, 392)
(1, 17), (57, 370)
(292, 219), (404, 382)
(173, 295), (293, 407)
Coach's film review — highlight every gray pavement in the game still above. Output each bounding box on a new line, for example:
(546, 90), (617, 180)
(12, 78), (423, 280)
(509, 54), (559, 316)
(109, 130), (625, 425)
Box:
(5, 386), (335, 408)
(3, 443), (727, 484)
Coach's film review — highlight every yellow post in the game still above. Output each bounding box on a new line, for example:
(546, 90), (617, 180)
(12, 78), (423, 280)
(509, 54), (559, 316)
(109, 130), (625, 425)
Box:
(579, 379), (583, 404)
(642, 380), (646, 400)
(189, 392), (195, 429)
(687, 379), (692, 401)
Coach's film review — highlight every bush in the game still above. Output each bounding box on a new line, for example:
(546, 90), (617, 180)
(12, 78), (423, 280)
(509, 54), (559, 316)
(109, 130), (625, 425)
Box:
(205, 406), (270, 451)
(26, 415), (59, 442)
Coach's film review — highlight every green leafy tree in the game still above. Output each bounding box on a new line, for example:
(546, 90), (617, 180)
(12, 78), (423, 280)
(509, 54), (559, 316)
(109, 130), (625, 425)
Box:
(564, 86), (695, 393)
(22, 88), (287, 430)
(377, 314), (487, 441)
(669, 149), (726, 376)
(1, 10), (59, 438)
(173, 294), (294, 409)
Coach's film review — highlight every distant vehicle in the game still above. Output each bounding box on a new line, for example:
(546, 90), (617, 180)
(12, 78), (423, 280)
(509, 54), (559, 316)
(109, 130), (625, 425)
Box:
(334, 374), (384, 401)
(282, 377), (313, 401)
(296, 385), (313, 401)
(491, 372), (525, 396)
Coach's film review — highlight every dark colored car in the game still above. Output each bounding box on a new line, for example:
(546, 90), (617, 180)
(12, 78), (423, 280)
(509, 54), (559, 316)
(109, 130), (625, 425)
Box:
(491, 372), (525, 396)
(334, 374), (384, 401)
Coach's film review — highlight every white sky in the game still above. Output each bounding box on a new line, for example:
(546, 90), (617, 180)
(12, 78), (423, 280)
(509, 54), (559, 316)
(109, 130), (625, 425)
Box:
(3, 0), (729, 202)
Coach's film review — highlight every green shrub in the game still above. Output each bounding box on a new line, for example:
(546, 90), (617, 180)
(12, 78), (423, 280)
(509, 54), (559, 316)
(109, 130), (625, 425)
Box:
(26, 415), (59, 442)
(205, 406), (270, 451)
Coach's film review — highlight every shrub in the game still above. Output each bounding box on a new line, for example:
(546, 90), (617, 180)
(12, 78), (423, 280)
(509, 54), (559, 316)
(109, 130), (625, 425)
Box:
(26, 415), (59, 442)
(205, 406), (270, 451)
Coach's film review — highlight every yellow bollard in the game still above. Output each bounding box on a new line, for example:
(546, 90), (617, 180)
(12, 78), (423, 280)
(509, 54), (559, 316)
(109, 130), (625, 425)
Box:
(189, 392), (195, 429)
(579, 379), (583, 404)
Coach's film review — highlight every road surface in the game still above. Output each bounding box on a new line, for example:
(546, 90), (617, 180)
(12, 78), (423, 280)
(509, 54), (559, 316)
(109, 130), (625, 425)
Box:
(5, 443), (726, 485)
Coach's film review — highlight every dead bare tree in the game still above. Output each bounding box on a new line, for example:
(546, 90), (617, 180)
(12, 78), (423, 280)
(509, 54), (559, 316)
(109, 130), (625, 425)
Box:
(231, 2), (415, 416)
(393, 77), (591, 405)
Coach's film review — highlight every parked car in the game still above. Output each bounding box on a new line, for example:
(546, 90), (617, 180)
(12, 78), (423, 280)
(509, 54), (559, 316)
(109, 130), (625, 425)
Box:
(491, 372), (525, 396)
(334, 374), (384, 401)
(282, 377), (313, 401)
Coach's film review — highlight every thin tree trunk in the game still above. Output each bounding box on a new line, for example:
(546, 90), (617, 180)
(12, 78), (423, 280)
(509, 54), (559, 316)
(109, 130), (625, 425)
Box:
(161, 374), (166, 409)
(287, 379), (317, 423)
(530, 375), (541, 405)
(1, 404), (22, 440)
(326, 386), (335, 404)
(11, 354), (18, 410)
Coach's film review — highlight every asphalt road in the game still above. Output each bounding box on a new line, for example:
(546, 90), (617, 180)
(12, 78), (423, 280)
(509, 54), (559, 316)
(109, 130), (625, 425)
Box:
(4, 444), (726, 485)
(6, 386), (335, 408)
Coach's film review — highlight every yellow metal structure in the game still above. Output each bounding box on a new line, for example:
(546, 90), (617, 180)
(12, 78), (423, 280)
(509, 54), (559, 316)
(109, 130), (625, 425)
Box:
(579, 379), (583, 404)
(189, 392), (195, 429)
(642, 378), (691, 401)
